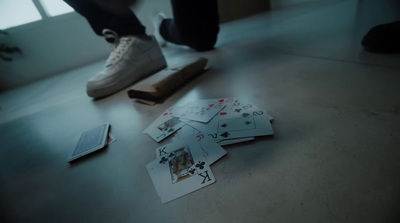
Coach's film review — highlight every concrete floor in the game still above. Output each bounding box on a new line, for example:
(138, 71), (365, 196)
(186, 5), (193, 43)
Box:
(1, 0), (400, 222)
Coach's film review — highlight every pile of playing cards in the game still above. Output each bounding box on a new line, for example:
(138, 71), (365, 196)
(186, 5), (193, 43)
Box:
(144, 99), (274, 203)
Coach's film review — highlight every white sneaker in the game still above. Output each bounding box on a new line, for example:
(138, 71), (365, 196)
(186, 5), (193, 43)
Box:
(86, 29), (167, 98)
(151, 10), (167, 47)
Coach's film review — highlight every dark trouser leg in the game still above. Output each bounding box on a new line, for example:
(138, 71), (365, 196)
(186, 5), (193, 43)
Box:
(160, 0), (220, 51)
(63, 0), (146, 37)
(362, 21), (400, 53)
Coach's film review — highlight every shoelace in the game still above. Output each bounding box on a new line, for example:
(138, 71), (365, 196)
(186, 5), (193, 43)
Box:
(102, 29), (133, 67)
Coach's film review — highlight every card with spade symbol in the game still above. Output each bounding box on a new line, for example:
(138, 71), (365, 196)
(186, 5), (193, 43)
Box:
(210, 110), (274, 141)
(181, 103), (274, 141)
(180, 100), (271, 135)
(147, 138), (215, 203)
(143, 106), (186, 142)
(218, 115), (256, 132)
(229, 100), (274, 121)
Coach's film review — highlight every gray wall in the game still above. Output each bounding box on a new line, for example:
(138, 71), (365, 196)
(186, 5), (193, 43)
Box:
(1, 0), (315, 92)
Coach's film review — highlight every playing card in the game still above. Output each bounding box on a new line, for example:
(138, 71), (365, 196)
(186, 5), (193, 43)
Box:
(229, 100), (274, 121)
(172, 98), (235, 123)
(195, 133), (227, 164)
(171, 124), (201, 142)
(143, 106), (186, 142)
(210, 111), (274, 140)
(218, 115), (256, 132)
(68, 123), (110, 162)
(160, 131), (226, 165)
(147, 138), (215, 203)
(107, 133), (116, 145)
(182, 101), (274, 140)
(218, 137), (255, 146)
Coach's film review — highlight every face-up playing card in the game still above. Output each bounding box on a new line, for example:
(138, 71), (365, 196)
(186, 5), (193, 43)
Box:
(171, 124), (201, 142)
(229, 100), (274, 121)
(143, 106), (186, 142)
(161, 129), (226, 165)
(218, 137), (255, 146)
(172, 98), (235, 123)
(182, 101), (274, 140)
(68, 123), (110, 162)
(218, 115), (256, 132)
(210, 110), (274, 140)
(194, 133), (227, 164)
(147, 138), (215, 203)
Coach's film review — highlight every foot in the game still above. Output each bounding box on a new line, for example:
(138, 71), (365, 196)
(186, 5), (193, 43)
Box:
(151, 10), (167, 47)
(362, 21), (400, 53)
(86, 29), (167, 99)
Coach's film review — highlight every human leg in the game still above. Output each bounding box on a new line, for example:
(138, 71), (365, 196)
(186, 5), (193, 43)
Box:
(362, 20), (400, 53)
(158, 0), (220, 51)
(63, 0), (167, 98)
(63, 0), (146, 38)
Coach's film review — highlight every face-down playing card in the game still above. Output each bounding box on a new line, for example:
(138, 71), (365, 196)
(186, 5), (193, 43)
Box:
(147, 138), (215, 203)
(68, 123), (110, 162)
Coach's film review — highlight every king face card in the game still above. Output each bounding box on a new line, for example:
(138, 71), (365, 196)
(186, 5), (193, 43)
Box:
(147, 138), (215, 203)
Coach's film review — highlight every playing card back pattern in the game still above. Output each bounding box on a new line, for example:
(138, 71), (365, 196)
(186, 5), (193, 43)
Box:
(69, 124), (109, 162)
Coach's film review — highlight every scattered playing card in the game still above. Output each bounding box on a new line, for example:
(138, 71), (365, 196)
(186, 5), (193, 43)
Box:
(182, 101), (274, 141)
(144, 106), (186, 142)
(171, 124), (201, 142)
(172, 98), (235, 123)
(147, 138), (215, 203)
(211, 111), (274, 140)
(160, 132), (226, 165)
(107, 133), (116, 145)
(218, 137), (255, 146)
(228, 100), (274, 121)
(195, 133), (227, 164)
(68, 123), (110, 162)
(145, 98), (275, 203)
